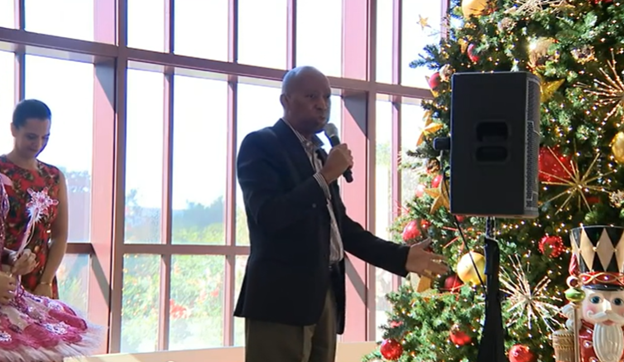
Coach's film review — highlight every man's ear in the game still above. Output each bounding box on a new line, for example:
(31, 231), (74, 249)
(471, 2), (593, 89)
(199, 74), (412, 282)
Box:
(280, 94), (289, 109)
(10, 123), (17, 138)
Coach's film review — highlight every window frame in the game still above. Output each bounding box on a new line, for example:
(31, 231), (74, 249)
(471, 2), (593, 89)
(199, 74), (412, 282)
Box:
(0, 0), (447, 351)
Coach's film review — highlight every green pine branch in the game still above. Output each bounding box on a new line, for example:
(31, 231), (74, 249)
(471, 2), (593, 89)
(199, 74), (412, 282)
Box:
(363, 0), (624, 361)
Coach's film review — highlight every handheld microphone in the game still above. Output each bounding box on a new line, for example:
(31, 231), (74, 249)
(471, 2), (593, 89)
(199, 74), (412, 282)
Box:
(323, 123), (354, 183)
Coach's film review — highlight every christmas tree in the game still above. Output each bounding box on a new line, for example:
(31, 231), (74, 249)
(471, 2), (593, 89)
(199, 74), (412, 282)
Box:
(363, 0), (624, 361)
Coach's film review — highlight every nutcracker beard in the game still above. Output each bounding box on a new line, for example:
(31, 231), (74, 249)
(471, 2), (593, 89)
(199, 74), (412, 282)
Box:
(590, 311), (624, 362)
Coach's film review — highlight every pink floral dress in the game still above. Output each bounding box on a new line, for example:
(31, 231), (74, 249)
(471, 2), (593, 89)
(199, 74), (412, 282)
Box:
(0, 176), (104, 361)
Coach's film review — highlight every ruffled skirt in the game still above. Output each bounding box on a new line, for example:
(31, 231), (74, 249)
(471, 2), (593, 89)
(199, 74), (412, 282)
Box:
(0, 288), (105, 362)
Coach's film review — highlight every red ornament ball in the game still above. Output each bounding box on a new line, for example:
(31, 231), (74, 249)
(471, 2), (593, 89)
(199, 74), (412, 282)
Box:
(467, 44), (480, 62)
(444, 274), (463, 292)
(449, 324), (472, 346)
(538, 147), (571, 183)
(380, 338), (403, 360)
(509, 345), (536, 362)
(428, 72), (441, 90)
(415, 184), (426, 198)
(539, 235), (565, 258)
(402, 220), (421, 242)
(586, 195), (601, 205)
(454, 215), (466, 223)
(432, 174), (443, 188)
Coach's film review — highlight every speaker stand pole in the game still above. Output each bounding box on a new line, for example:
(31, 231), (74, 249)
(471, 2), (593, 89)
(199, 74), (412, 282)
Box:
(476, 217), (506, 362)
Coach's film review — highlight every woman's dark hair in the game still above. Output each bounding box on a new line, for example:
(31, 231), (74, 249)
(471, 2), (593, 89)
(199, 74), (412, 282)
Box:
(12, 99), (52, 129)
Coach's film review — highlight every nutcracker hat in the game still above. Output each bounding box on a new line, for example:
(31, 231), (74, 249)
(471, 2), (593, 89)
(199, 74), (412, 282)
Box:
(569, 225), (624, 290)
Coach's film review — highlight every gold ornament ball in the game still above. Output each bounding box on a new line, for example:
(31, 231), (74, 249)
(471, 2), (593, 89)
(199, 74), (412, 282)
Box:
(462, 0), (488, 18)
(456, 252), (486, 285)
(612, 132), (624, 164)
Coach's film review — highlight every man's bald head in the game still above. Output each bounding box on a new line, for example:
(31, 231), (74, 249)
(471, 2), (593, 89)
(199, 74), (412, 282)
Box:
(281, 66), (325, 96)
(280, 66), (331, 138)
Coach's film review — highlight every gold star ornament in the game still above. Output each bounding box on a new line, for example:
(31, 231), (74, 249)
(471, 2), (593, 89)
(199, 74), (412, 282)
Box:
(417, 112), (444, 146)
(417, 15), (431, 30)
(537, 75), (565, 103)
(424, 177), (450, 213)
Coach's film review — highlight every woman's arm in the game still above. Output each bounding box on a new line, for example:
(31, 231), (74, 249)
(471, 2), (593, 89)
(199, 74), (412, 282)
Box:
(39, 171), (68, 284)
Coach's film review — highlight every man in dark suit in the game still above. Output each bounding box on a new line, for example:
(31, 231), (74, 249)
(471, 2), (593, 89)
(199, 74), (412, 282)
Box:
(235, 66), (448, 362)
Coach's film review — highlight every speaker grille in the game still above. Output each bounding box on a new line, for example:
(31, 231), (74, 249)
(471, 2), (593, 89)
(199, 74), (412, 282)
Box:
(524, 79), (541, 210)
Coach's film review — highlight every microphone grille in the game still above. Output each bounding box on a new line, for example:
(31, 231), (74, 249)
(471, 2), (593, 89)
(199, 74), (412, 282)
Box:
(324, 123), (339, 137)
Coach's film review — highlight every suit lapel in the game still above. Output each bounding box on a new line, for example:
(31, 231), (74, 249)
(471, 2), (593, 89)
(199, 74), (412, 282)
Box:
(273, 120), (343, 228)
(272, 120), (316, 181)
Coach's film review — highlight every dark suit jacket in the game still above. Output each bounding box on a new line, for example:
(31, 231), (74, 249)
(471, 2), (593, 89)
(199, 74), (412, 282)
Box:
(234, 119), (410, 334)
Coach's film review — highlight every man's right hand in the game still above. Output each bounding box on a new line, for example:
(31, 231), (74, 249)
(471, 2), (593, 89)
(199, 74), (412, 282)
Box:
(320, 144), (354, 183)
(0, 272), (16, 305)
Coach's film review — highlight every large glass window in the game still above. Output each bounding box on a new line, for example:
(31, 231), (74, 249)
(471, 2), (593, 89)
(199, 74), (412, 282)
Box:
(24, 56), (94, 243)
(1, 0), (444, 351)
(125, 69), (164, 244)
(401, 0), (442, 88)
(173, 0), (229, 61)
(169, 255), (225, 350)
(235, 82), (283, 246)
(57, 254), (90, 314)
(0, 51), (14, 153)
(295, 0), (343, 77)
(171, 75), (228, 245)
(0, 1), (14, 28)
(374, 98), (395, 340)
(127, 0), (165, 51)
(24, 0), (95, 41)
(233, 255), (248, 345)
(238, 0), (287, 69)
(401, 99), (425, 204)
(121, 254), (160, 352)
(376, 0), (394, 84)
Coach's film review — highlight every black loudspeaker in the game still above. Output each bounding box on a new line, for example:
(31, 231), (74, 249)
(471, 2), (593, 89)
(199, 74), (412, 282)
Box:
(448, 71), (541, 219)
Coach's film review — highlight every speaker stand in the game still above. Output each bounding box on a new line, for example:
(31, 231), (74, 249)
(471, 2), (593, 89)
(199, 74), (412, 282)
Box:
(476, 217), (506, 362)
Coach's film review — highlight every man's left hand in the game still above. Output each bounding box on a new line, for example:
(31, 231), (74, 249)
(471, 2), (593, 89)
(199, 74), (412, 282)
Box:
(9, 249), (38, 276)
(405, 239), (449, 279)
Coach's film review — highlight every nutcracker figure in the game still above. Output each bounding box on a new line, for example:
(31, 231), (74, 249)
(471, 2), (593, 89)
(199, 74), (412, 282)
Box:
(555, 225), (624, 362)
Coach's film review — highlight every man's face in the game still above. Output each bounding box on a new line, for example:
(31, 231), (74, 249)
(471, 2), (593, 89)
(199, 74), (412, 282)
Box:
(582, 287), (624, 326)
(283, 72), (332, 135)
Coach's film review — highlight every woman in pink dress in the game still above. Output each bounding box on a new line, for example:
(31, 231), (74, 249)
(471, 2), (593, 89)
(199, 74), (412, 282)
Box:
(0, 99), (67, 298)
(0, 99), (104, 361)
